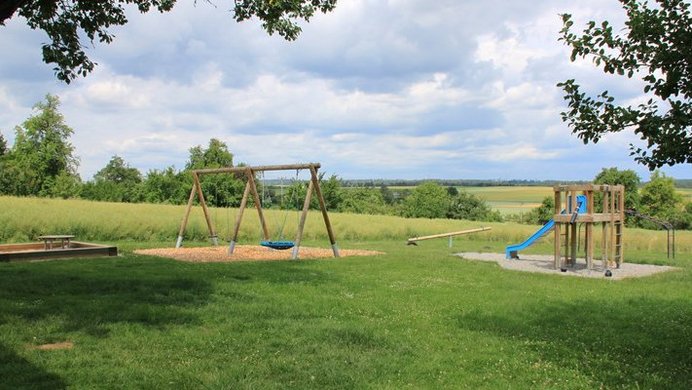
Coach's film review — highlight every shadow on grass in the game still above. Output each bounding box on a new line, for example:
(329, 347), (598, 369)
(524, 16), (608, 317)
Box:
(0, 343), (66, 389)
(456, 296), (692, 388)
(0, 261), (214, 338)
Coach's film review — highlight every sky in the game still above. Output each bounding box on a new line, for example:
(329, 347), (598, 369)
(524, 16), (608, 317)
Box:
(0, 0), (689, 181)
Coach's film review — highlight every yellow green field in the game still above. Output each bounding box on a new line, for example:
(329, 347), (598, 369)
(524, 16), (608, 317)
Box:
(461, 186), (552, 215)
(679, 188), (692, 202)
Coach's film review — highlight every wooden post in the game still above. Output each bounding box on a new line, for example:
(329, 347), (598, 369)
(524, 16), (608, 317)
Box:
(554, 189), (561, 270)
(602, 190), (609, 268)
(193, 172), (218, 246)
(310, 165), (339, 258)
(292, 178), (314, 260)
(568, 191), (577, 266)
(228, 180), (252, 254)
(586, 189), (594, 269)
(609, 186), (616, 269)
(617, 186), (625, 267)
(176, 182), (198, 248)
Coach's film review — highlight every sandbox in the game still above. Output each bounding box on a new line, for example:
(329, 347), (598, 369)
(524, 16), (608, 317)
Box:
(135, 245), (383, 263)
(0, 241), (118, 262)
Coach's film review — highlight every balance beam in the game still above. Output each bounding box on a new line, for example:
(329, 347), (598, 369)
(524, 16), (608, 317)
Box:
(407, 227), (491, 245)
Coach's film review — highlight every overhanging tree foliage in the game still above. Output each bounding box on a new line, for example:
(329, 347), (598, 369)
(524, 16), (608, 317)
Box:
(0, 0), (337, 83)
(558, 0), (692, 169)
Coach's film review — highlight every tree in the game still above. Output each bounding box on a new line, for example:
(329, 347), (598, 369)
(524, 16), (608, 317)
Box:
(593, 167), (641, 211)
(185, 138), (244, 207)
(320, 174), (343, 211)
(185, 138), (234, 170)
(141, 166), (189, 204)
(47, 171), (82, 199)
(526, 196), (555, 225)
(558, 0), (692, 169)
(447, 190), (502, 222)
(1, 0), (337, 83)
(0, 131), (7, 156)
(339, 187), (389, 215)
(638, 170), (684, 228)
(2, 94), (80, 196)
(402, 182), (449, 219)
(380, 185), (395, 205)
(82, 155), (144, 202)
(94, 155), (143, 184)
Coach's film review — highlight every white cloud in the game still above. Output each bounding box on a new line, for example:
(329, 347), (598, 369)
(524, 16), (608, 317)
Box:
(0, 0), (688, 181)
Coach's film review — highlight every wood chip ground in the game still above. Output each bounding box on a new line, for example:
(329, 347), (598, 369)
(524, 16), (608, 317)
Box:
(135, 245), (383, 263)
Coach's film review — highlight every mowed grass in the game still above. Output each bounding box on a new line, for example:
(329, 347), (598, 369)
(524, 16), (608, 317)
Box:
(1, 196), (691, 388)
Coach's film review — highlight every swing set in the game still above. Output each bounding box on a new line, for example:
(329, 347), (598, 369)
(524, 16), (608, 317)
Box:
(175, 163), (340, 260)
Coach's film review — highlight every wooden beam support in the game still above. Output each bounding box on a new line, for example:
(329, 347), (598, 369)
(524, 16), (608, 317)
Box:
(292, 178), (314, 260)
(176, 181), (198, 248)
(246, 168), (269, 241)
(193, 172), (218, 246)
(310, 165), (339, 258)
(192, 163), (321, 175)
(228, 179), (252, 254)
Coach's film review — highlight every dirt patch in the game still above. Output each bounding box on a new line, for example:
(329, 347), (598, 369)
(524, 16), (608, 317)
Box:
(135, 245), (384, 263)
(456, 252), (679, 280)
(30, 341), (74, 351)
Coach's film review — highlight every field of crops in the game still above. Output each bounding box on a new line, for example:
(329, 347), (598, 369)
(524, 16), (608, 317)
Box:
(1, 195), (690, 388)
(461, 186), (553, 215)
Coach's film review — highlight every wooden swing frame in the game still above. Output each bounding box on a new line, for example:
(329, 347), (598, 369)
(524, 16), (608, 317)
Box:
(175, 163), (339, 260)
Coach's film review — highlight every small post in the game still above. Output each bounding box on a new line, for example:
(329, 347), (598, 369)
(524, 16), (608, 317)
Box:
(448, 236), (453, 248)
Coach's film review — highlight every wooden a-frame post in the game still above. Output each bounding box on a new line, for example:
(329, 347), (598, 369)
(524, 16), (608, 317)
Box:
(175, 163), (339, 259)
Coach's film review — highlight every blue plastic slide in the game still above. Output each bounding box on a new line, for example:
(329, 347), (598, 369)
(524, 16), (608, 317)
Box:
(505, 195), (587, 259)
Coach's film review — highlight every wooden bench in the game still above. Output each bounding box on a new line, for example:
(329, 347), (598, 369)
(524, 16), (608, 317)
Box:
(38, 235), (75, 250)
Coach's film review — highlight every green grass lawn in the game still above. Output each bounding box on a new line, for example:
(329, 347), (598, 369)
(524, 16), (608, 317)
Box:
(1, 239), (691, 389)
(1, 196), (691, 388)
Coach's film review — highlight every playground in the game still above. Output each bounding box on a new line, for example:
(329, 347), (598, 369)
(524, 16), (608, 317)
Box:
(1, 179), (690, 389)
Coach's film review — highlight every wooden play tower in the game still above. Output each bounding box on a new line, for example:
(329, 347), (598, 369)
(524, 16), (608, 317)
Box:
(553, 184), (625, 271)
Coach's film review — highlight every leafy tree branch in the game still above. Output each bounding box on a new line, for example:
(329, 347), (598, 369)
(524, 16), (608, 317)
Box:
(1, 0), (336, 83)
(558, 0), (691, 169)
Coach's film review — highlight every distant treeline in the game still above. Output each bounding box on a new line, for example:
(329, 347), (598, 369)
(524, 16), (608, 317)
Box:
(675, 179), (692, 189)
(340, 178), (692, 188)
(338, 179), (590, 187)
